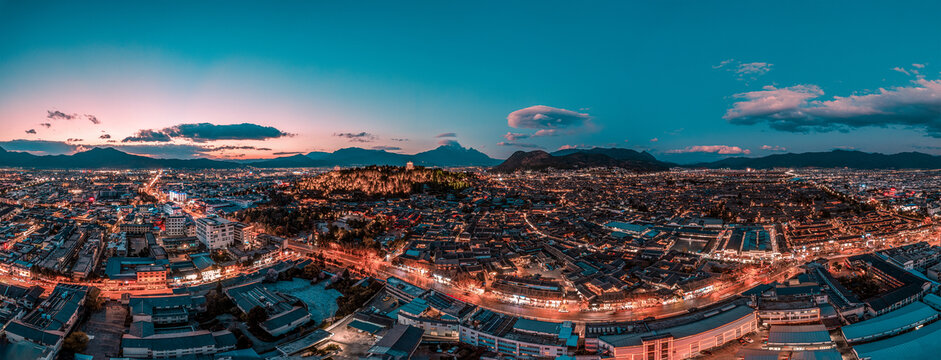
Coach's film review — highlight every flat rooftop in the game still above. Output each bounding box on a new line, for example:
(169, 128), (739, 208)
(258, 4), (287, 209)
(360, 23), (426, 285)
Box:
(852, 318), (941, 360)
(841, 300), (938, 342)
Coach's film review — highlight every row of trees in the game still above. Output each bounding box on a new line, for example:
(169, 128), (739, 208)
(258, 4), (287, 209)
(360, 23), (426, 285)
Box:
(235, 205), (335, 237)
(298, 166), (471, 198)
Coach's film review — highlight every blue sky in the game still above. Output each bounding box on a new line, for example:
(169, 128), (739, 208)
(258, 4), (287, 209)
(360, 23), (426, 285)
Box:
(1, 1), (940, 162)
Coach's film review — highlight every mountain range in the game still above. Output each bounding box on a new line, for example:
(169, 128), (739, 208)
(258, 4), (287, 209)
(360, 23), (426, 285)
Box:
(0, 147), (239, 169)
(685, 149), (941, 169)
(249, 144), (500, 168)
(492, 148), (672, 173)
(0, 144), (500, 169)
(1, 145), (940, 170)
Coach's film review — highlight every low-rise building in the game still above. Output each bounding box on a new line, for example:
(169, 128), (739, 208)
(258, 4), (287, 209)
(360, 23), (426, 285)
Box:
(460, 309), (577, 359)
(594, 304), (756, 360)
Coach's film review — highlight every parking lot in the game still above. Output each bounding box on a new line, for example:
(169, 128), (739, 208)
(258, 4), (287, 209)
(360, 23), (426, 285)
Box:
(321, 289), (401, 359)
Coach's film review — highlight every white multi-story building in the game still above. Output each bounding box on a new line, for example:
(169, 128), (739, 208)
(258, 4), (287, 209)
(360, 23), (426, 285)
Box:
(166, 190), (187, 203)
(195, 216), (236, 249)
(164, 215), (187, 237)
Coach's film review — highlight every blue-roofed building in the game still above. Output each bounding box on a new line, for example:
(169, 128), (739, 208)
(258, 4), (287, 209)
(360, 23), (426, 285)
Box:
(841, 300), (939, 343)
(122, 329), (237, 358)
(851, 317), (941, 360)
(387, 297), (429, 319)
(2, 284), (90, 360)
(274, 329), (333, 356)
(392, 290), (476, 340)
(385, 276), (427, 302)
(104, 257), (169, 281)
(740, 348), (842, 360)
(363, 324), (424, 360)
(190, 252), (221, 282)
(224, 282), (311, 336)
(129, 294), (205, 325)
(604, 221), (651, 236)
(459, 309), (575, 358)
(920, 293), (941, 311)
(262, 306), (311, 337)
(767, 324), (833, 351)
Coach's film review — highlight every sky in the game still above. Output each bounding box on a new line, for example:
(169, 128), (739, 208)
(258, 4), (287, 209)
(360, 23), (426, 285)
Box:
(1, 1), (940, 163)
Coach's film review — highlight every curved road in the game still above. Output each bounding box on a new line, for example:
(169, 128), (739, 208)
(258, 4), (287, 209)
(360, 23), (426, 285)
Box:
(315, 247), (800, 324)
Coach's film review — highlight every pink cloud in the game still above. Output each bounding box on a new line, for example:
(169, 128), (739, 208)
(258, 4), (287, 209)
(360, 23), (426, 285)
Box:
(497, 141), (542, 149)
(503, 132), (529, 141)
(507, 105), (591, 129)
(892, 67), (911, 76)
(760, 145), (786, 151)
(724, 84), (824, 122)
(557, 144), (594, 151)
(533, 129), (566, 137)
(666, 145), (751, 155)
(724, 79), (941, 136)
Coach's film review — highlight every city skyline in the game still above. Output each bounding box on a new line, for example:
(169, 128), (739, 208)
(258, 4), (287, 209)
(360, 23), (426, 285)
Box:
(2, 1), (941, 163)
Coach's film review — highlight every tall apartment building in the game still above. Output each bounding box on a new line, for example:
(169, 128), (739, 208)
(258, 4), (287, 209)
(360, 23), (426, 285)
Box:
(164, 215), (187, 237)
(195, 216), (237, 249)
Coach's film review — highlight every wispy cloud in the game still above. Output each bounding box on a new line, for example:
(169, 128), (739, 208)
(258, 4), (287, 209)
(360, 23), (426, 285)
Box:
(46, 110), (100, 124)
(205, 145), (272, 152)
(123, 129), (172, 142)
(371, 145), (401, 151)
(760, 145), (786, 151)
(503, 132), (529, 141)
(557, 144), (594, 151)
(47, 110), (76, 120)
(435, 132), (457, 138)
(333, 132), (377, 142)
(438, 139), (461, 147)
(24, 129), (36, 134)
(497, 141), (542, 149)
(714, 59), (773, 80)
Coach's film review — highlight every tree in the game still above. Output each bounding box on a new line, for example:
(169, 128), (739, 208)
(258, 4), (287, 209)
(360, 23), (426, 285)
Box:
(86, 287), (104, 312)
(264, 268), (278, 283)
(246, 306), (268, 329)
(236, 334), (253, 349)
(63, 331), (89, 353)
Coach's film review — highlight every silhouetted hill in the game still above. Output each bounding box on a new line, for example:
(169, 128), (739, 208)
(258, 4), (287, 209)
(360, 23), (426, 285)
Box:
(551, 147), (661, 163)
(687, 150), (941, 169)
(251, 144), (500, 168)
(305, 151), (330, 160)
(0, 147), (240, 169)
(249, 154), (320, 168)
(413, 144), (500, 167)
(492, 149), (670, 173)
